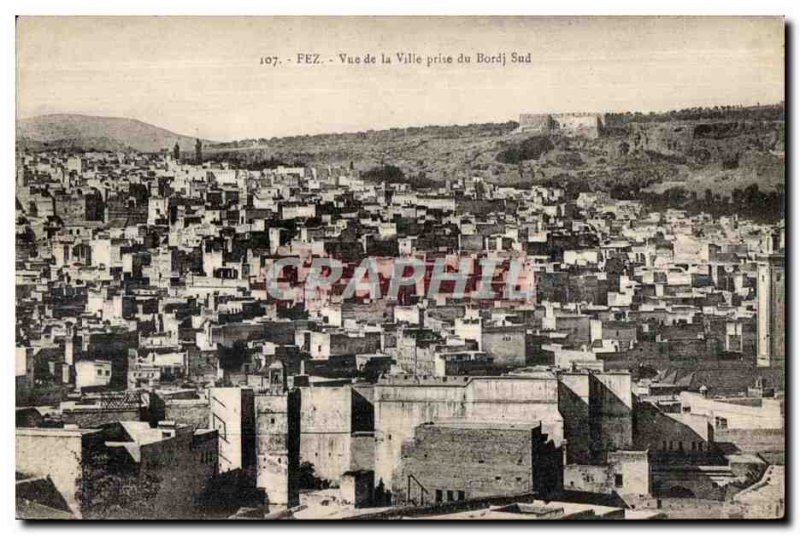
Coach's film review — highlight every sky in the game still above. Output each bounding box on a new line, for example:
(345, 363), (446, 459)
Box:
(16, 16), (785, 141)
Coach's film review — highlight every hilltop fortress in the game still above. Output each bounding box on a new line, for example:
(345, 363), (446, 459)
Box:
(518, 112), (606, 139)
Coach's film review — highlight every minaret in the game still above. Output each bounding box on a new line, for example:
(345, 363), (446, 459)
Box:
(757, 253), (785, 368)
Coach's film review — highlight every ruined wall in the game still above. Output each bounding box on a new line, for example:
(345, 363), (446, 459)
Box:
(517, 113), (603, 139)
(392, 423), (542, 504)
(255, 390), (300, 508)
(589, 372), (633, 462)
(137, 429), (218, 519)
(298, 385), (352, 483)
(16, 429), (92, 515)
(350, 432), (376, 473)
(558, 373), (591, 464)
(373, 375), (563, 490)
(556, 371), (634, 464)
(374, 378), (466, 490)
(465, 376), (561, 430)
(518, 114), (554, 135)
(555, 115), (602, 139)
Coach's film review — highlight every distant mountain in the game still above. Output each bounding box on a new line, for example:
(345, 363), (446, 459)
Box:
(16, 114), (214, 153)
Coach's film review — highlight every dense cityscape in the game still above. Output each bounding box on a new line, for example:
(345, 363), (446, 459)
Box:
(15, 109), (785, 520)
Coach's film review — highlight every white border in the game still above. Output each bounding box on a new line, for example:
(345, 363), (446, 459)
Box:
(3, 2), (797, 534)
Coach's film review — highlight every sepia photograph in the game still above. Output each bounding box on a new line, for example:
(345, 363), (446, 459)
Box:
(13, 14), (786, 521)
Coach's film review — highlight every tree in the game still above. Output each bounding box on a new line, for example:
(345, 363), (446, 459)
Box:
(362, 164), (406, 183)
(495, 136), (554, 164)
(75, 449), (161, 519)
(33, 357), (54, 384)
(298, 461), (330, 490)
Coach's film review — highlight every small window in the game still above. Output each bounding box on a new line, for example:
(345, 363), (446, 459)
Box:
(446, 490), (454, 502)
(615, 474), (623, 487)
(435, 490), (443, 503)
(457, 491), (465, 501)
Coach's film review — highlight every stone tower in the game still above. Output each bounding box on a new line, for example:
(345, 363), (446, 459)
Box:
(254, 360), (301, 510)
(757, 253), (785, 368)
(195, 138), (202, 164)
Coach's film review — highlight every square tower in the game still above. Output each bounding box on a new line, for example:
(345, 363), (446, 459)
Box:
(254, 361), (301, 510)
(757, 253), (785, 368)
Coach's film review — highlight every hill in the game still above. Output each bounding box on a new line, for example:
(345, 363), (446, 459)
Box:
(203, 104), (784, 199)
(17, 114), (212, 153)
